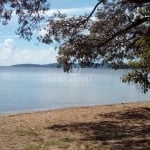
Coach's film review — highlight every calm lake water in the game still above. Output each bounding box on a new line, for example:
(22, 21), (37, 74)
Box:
(0, 67), (149, 114)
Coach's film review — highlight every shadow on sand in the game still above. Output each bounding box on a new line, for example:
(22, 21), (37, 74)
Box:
(46, 107), (150, 150)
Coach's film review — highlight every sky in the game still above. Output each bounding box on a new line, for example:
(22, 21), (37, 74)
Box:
(0, 0), (98, 66)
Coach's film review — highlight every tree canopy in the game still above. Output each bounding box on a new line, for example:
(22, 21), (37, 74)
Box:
(1, 0), (150, 93)
(40, 0), (150, 93)
(0, 0), (49, 40)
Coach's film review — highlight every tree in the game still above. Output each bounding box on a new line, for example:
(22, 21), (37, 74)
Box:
(1, 0), (150, 92)
(38, 0), (150, 93)
(122, 35), (150, 93)
(0, 0), (49, 40)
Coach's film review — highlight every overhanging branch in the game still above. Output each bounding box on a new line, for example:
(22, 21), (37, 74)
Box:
(83, 1), (102, 23)
(97, 17), (150, 47)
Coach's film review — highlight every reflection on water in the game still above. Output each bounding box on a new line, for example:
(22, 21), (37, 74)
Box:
(0, 67), (149, 114)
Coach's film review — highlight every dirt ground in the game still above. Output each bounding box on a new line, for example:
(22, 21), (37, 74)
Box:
(0, 101), (150, 150)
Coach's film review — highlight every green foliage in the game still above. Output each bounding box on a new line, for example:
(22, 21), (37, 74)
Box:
(122, 70), (150, 93)
(123, 35), (150, 93)
(1, 0), (150, 92)
(44, 0), (149, 92)
(0, 0), (49, 40)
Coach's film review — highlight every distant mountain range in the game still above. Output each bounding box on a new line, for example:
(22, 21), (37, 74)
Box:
(0, 62), (129, 69)
(10, 63), (60, 68)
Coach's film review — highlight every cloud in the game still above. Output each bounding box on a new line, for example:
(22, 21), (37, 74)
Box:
(0, 38), (16, 61)
(9, 7), (94, 22)
(45, 7), (94, 16)
(0, 7), (98, 66)
(3, 38), (16, 49)
(12, 48), (58, 65)
(0, 38), (58, 66)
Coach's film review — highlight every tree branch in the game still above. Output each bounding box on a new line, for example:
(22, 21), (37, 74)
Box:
(123, 0), (150, 4)
(97, 17), (150, 47)
(83, 1), (102, 23)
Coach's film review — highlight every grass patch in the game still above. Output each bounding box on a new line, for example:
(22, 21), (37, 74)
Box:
(16, 129), (38, 137)
(44, 138), (74, 149)
(23, 138), (74, 150)
(44, 139), (62, 146)
(97, 146), (109, 150)
(24, 143), (41, 150)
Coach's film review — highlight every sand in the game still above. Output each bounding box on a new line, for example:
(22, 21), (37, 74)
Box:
(0, 101), (150, 150)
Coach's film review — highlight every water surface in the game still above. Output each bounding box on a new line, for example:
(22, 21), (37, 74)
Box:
(0, 67), (149, 114)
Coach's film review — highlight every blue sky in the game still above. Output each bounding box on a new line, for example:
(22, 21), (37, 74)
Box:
(0, 0), (98, 66)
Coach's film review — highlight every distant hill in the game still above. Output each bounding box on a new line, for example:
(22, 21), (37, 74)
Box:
(1, 62), (128, 69)
(11, 63), (60, 68)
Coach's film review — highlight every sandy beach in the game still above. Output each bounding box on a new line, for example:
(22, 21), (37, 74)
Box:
(0, 101), (150, 150)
